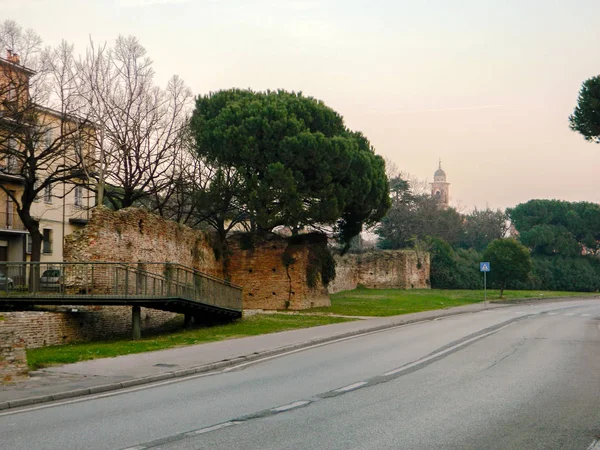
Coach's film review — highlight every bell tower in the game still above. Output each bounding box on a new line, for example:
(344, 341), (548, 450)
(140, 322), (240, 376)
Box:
(430, 159), (450, 208)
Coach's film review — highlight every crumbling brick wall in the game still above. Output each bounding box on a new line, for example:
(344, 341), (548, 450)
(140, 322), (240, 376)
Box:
(226, 234), (331, 310)
(0, 308), (177, 349)
(7, 210), (338, 351)
(61, 207), (224, 335)
(328, 250), (430, 294)
(64, 206), (221, 277)
(0, 327), (27, 381)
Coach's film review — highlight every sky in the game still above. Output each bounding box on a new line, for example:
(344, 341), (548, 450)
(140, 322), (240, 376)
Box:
(3, 0), (600, 211)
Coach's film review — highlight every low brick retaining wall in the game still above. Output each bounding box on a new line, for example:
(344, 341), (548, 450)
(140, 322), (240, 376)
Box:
(0, 308), (177, 349)
(0, 328), (27, 381)
(328, 250), (430, 293)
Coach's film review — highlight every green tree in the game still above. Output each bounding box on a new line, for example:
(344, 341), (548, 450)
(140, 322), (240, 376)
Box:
(460, 207), (508, 251)
(376, 192), (463, 249)
(428, 237), (456, 288)
(508, 199), (600, 256)
(569, 76), (600, 143)
(483, 238), (533, 298)
(191, 89), (390, 246)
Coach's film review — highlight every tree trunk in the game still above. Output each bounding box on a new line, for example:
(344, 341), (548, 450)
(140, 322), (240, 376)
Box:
(30, 230), (42, 262)
(19, 210), (42, 293)
(19, 210), (42, 262)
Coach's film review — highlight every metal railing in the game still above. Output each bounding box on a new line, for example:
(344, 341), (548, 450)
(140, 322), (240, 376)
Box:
(0, 261), (243, 312)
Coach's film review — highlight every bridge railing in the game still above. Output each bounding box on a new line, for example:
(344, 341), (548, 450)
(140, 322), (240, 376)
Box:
(0, 261), (243, 312)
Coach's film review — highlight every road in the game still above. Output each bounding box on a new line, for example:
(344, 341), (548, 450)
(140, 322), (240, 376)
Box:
(1, 299), (600, 449)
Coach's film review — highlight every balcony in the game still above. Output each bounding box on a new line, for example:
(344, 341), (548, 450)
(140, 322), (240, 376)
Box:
(0, 211), (26, 232)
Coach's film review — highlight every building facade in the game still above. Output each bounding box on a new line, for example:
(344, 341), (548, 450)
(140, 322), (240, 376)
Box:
(0, 50), (95, 263)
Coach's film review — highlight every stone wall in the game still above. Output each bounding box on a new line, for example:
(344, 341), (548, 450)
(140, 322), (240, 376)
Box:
(59, 207), (222, 340)
(64, 206), (221, 278)
(7, 210), (338, 351)
(0, 327), (27, 381)
(226, 234), (331, 310)
(0, 308), (178, 349)
(328, 250), (430, 294)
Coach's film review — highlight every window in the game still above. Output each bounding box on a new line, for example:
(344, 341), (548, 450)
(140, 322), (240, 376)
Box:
(42, 229), (52, 254)
(33, 180), (41, 203)
(44, 184), (52, 203)
(74, 185), (83, 208)
(6, 194), (13, 229)
(6, 155), (17, 173)
(44, 129), (53, 149)
(4, 139), (17, 173)
(7, 82), (16, 103)
(26, 234), (32, 254)
(75, 139), (84, 162)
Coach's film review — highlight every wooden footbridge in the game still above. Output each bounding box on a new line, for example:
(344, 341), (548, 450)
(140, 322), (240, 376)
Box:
(0, 262), (243, 339)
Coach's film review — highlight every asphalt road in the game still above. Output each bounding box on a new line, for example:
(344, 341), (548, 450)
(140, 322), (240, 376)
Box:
(1, 299), (600, 450)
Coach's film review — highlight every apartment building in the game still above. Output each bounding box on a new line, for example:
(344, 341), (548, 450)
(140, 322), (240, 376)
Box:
(0, 50), (95, 263)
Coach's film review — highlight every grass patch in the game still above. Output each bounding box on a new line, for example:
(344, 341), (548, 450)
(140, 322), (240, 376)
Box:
(310, 288), (597, 317)
(27, 314), (353, 370)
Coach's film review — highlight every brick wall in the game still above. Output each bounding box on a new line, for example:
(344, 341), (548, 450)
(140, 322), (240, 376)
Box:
(226, 234), (331, 310)
(0, 308), (177, 349)
(328, 250), (430, 294)
(0, 327), (27, 381)
(57, 206), (219, 342)
(64, 206), (221, 277)
(8, 210), (337, 351)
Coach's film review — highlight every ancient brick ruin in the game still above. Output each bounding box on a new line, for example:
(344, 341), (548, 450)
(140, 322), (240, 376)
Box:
(227, 233), (331, 310)
(1, 208), (429, 350)
(328, 250), (430, 293)
(0, 322), (28, 381)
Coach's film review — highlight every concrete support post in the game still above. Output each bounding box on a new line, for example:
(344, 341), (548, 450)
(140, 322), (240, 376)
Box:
(184, 313), (193, 329)
(132, 306), (141, 340)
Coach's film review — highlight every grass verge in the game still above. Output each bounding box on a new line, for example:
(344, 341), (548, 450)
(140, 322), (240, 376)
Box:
(309, 288), (597, 317)
(27, 314), (353, 370)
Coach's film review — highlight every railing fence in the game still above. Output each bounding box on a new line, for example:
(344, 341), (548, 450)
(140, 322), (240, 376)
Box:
(0, 261), (242, 312)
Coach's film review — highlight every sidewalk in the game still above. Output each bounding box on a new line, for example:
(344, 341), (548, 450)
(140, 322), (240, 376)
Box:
(0, 302), (512, 410)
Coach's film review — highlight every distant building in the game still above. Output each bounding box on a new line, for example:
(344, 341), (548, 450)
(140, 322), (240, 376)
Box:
(430, 160), (450, 209)
(0, 50), (96, 262)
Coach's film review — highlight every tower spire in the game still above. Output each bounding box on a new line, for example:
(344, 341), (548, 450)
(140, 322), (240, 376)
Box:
(439, 158), (442, 169)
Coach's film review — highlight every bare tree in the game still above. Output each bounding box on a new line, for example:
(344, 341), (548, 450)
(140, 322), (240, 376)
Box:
(383, 158), (429, 196)
(78, 36), (192, 211)
(0, 20), (42, 67)
(399, 171), (430, 196)
(0, 21), (94, 261)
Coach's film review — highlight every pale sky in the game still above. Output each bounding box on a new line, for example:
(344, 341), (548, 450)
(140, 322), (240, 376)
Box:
(3, 0), (600, 211)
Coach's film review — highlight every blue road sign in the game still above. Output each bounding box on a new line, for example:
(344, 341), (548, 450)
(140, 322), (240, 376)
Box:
(480, 262), (490, 272)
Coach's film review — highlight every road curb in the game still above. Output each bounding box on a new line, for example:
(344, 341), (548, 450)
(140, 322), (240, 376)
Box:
(0, 302), (526, 411)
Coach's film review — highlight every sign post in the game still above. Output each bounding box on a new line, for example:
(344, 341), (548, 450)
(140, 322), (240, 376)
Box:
(480, 262), (490, 307)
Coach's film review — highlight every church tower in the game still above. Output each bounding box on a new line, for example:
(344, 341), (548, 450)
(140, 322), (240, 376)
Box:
(430, 160), (450, 208)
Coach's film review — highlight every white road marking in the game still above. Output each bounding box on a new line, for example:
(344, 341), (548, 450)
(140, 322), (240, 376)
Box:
(271, 400), (310, 412)
(3, 304), (593, 417)
(547, 312), (558, 315)
(0, 320), (432, 417)
(222, 320), (431, 373)
(185, 421), (240, 436)
(0, 369), (223, 418)
(121, 446), (146, 450)
(382, 322), (514, 377)
(565, 313), (575, 316)
(581, 314), (591, 317)
(587, 438), (600, 450)
(336, 382), (367, 392)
